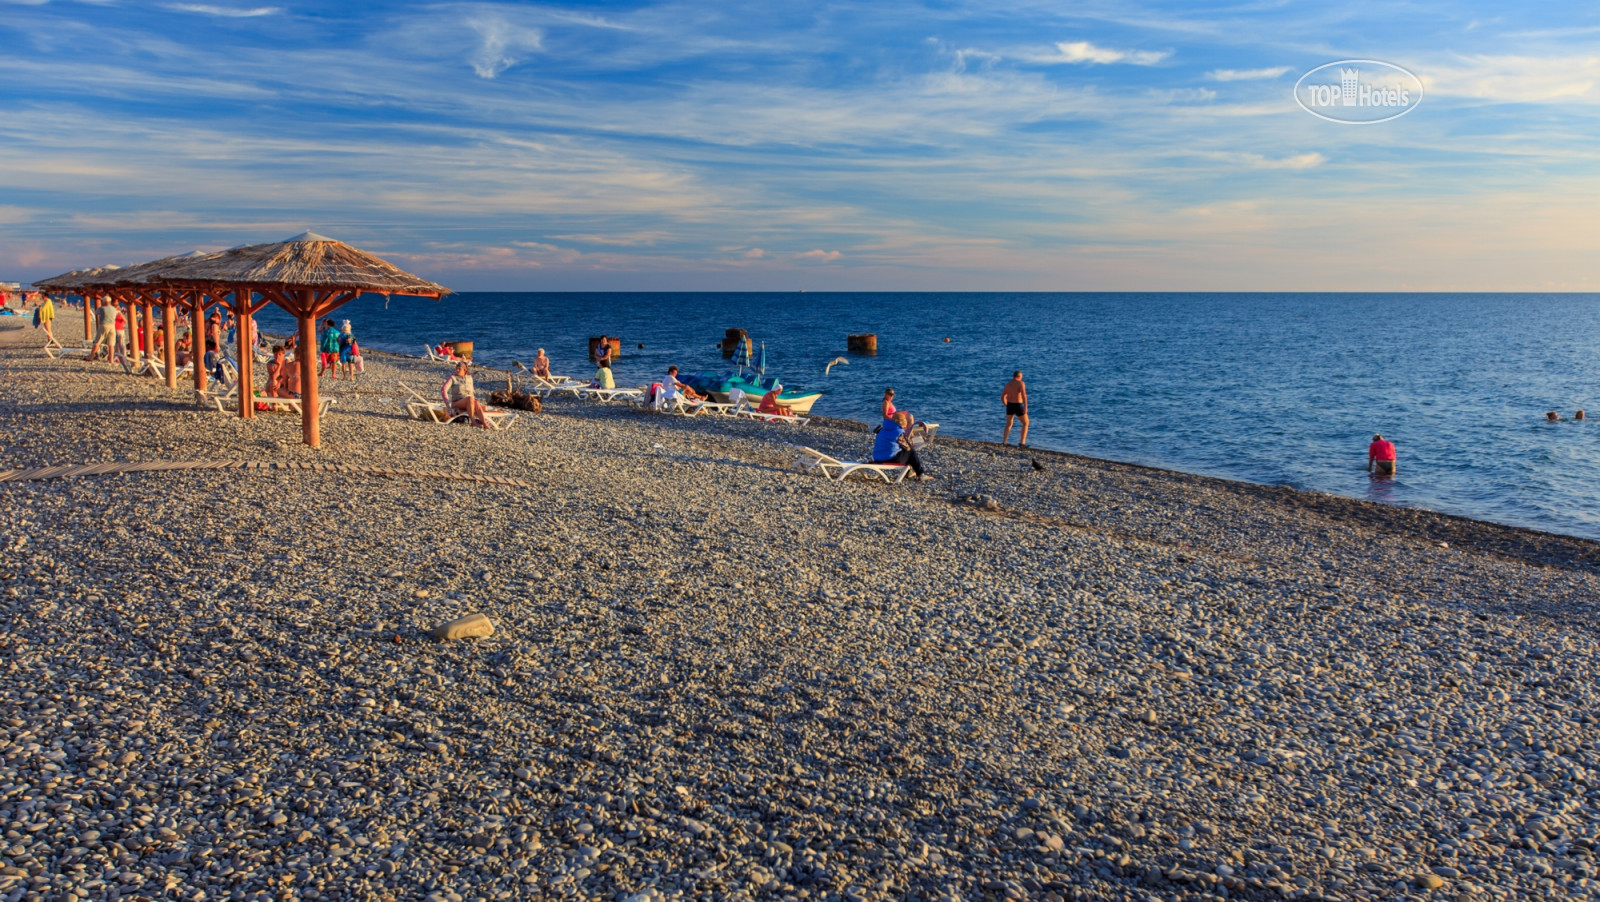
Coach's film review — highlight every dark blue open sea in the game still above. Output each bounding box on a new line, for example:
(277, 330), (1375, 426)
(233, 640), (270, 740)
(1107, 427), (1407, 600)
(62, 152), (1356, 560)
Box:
(258, 293), (1600, 540)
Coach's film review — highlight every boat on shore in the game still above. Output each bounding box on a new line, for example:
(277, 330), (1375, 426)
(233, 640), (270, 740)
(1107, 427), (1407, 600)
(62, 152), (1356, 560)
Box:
(683, 341), (823, 414)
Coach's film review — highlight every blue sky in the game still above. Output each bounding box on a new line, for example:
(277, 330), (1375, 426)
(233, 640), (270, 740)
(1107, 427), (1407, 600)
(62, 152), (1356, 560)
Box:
(1, 0), (1597, 290)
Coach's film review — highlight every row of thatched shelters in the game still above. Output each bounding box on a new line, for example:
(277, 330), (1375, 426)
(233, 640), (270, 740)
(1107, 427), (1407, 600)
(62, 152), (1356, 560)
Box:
(35, 233), (448, 448)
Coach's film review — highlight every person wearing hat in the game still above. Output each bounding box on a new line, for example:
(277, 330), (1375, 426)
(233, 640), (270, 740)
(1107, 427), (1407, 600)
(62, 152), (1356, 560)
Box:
(1367, 433), (1397, 476)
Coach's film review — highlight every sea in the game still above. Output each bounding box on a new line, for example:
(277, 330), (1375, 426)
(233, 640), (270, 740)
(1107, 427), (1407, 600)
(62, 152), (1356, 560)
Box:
(256, 293), (1600, 542)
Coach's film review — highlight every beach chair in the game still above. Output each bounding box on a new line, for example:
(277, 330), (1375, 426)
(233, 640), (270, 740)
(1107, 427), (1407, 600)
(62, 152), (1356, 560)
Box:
(195, 359), (241, 410)
(730, 391), (809, 426)
(398, 382), (514, 430)
(527, 374), (588, 398)
(795, 447), (909, 484)
(198, 380), (239, 412)
(257, 396), (336, 418)
(425, 344), (465, 364)
(578, 385), (646, 403)
(651, 385), (708, 416)
(44, 336), (94, 360)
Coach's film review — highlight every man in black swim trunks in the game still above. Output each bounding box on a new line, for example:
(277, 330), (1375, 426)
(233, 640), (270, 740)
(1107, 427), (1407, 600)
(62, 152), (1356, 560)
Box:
(1002, 370), (1028, 446)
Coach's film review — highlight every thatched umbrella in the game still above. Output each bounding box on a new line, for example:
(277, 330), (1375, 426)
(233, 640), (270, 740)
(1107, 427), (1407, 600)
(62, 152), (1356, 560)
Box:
(141, 233), (448, 446)
(35, 265), (123, 342)
(38, 254), (222, 391)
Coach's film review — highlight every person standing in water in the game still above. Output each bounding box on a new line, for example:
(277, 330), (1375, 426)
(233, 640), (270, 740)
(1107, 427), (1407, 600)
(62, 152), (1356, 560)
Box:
(1368, 433), (1397, 476)
(1002, 371), (1029, 446)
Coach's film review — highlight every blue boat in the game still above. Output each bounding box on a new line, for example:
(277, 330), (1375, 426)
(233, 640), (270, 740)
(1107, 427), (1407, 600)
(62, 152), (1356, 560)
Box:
(683, 341), (823, 414)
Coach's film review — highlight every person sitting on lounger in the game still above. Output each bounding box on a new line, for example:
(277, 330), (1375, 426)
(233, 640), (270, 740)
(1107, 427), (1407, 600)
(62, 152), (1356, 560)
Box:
(283, 349), (302, 397)
(532, 349), (552, 379)
(873, 410), (933, 480)
(175, 333), (192, 367)
(444, 362), (488, 427)
(758, 388), (794, 417)
(663, 366), (705, 402)
(266, 345), (296, 397)
(591, 362), (615, 390)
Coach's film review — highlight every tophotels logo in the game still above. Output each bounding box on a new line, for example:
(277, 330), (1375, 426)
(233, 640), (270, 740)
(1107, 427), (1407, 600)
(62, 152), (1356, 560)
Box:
(1295, 60), (1422, 124)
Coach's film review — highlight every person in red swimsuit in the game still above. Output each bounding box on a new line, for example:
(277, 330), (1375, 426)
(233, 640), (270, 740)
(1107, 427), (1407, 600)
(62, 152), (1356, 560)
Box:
(1368, 433), (1397, 476)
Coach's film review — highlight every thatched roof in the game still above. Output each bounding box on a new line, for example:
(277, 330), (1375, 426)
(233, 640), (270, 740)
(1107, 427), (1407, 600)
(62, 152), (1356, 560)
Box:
(33, 264), (124, 291)
(144, 233), (448, 297)
(34, 251), (218, 292)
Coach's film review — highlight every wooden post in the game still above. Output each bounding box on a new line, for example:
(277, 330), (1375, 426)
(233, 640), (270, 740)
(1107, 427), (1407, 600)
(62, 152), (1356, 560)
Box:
(142, 301), (155, 359)
(192, 293), (207, 393)
(83, 295), (92, 342)
(235, 286), (254, 419)
(297, 304), (320, 447)
(162, 301), (177, 390)
(848, 333), (878, 355)
(128, 301), (143, 368)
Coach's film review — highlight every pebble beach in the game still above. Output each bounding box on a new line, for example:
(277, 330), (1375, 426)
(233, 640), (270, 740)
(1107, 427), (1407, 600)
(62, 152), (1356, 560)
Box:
(1, 321), (1597, 902)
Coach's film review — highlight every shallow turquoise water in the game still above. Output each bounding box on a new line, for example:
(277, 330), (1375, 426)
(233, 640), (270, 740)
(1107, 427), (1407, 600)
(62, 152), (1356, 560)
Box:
(257, 292), (1600, 540)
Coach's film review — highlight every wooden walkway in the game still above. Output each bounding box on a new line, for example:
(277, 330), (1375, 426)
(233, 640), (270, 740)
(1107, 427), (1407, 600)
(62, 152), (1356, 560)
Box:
(0, 459), (533, 488)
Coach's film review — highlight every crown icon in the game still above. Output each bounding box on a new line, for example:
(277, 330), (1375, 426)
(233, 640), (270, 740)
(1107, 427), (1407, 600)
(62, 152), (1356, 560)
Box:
(1340, 68), (1359, 106)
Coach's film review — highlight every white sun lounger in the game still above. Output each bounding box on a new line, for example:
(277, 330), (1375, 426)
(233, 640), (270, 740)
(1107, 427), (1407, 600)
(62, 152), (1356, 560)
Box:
(528, 374), (588, 398)
(795, 447), (909, 483)
(424, 344), (467, 364)
(399, 383), (515, 431)
(730, 397), (809, 426)
(43, 337), (93, 360)
(198, 381), (240, 412)
(579, 385), (646, 403)
(651, 389), (709, 416)
(257, 396), (336, 418)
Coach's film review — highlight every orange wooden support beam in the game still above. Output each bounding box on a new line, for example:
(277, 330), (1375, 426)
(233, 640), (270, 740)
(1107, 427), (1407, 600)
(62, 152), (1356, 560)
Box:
(191, 292), (207, 394)
(234, 286), (254, 419)
(296, 303), (319, 447)
(162, 301), (177, 390)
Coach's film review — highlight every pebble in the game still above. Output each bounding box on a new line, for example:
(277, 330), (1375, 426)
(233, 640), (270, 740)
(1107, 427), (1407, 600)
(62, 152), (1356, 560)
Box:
(0, 326), (1597, 901)
(433, 612), (494, 640)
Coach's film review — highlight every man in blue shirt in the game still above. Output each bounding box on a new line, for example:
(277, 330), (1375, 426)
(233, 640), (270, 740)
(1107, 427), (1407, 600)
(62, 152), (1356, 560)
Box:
(873, 411), (932, 480)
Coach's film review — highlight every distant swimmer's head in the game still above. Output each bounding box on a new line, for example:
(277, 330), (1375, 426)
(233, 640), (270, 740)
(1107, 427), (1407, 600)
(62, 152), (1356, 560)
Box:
(1577, 410), (1587, 420)
(1547, 411), (1560, 422)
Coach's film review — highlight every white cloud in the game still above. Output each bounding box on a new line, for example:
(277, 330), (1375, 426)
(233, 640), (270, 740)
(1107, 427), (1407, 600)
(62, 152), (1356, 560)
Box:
(1423, 54), (1600, 103)
(1254, 152), (1325, 170)
(796, 249), (841, 262)
(549, 231), (672, 246)
(743, 248), (765, 258)
(467, 15), (544, 78)
(167, 4), (282, 16)
(1051, 41), (1170, 66)
(1207, 67), (1290, 81)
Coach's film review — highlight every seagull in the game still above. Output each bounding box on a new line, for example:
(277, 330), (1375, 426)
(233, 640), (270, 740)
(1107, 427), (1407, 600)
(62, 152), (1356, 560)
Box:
(824, 357), (849, 376)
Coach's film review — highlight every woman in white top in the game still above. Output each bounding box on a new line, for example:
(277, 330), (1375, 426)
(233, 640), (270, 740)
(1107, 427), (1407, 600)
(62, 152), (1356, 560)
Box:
(443, 362), (488, 427)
